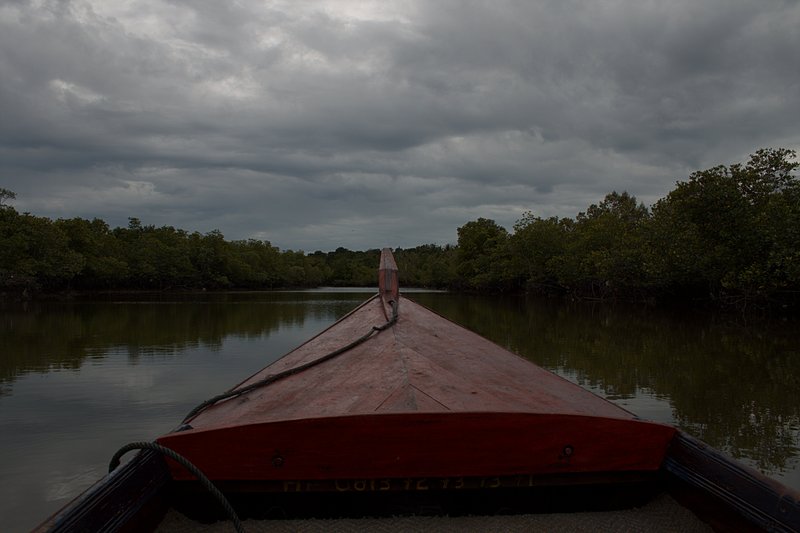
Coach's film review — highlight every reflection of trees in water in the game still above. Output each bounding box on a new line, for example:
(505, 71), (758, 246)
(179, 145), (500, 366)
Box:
(0, 292), (365, 389)
(412, 293), (800, 473)
(4, 291), (797, 473)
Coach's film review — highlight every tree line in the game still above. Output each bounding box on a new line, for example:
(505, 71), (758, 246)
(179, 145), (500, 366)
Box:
(455, 148), (799, 308)
(1, 148), (798, 307)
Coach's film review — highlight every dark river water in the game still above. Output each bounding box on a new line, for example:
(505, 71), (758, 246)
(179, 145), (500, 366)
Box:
(1, 290), (798, 531)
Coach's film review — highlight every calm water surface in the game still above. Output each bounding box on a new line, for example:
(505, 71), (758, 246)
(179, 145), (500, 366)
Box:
(1, 290), (798, 531)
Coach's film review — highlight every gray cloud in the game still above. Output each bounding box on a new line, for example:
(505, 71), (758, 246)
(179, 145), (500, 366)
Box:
(1, 0), (798, 250)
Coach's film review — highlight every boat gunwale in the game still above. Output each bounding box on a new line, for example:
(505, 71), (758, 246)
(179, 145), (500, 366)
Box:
(184, 292), (386, 419)
(167, 409), (674, 437)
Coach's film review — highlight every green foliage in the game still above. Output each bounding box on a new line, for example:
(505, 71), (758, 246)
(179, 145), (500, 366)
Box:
(0, 187), (16, 208)
(0, 209), (83, 290)
(509, 213), (569, 293)
(504, 191), (655, 299)
(540, 191), (652, 298)
(55, 217), (128, 288)
(0, 206), (333, 292)
(1, 148), (797, 308)
(456, 217), (515, 291)
(457, 148), (799, 306)
(650, 148), (799, 301)
(318, 247), (380, 286)
(394, 244), (457, 288)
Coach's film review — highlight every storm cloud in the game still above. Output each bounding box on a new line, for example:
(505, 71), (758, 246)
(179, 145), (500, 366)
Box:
(2, 0), (798, 250)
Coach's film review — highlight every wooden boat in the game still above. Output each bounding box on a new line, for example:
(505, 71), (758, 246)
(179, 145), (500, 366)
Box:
(36, 249), (799, 532)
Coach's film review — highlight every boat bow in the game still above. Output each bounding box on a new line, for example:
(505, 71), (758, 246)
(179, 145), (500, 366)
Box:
(159, 249), (675, 484)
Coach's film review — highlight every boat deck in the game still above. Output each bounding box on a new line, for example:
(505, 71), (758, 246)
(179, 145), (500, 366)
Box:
(183, 294), (636, 428)
(160, 294), (675, 484)
(157, 493), (711, 532)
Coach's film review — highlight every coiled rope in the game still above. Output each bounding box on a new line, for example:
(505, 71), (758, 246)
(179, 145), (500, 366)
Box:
(109, 442), (245, 533)
(182, 297), (399, 423)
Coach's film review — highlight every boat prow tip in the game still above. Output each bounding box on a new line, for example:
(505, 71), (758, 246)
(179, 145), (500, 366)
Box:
(379, 248), (399, 302)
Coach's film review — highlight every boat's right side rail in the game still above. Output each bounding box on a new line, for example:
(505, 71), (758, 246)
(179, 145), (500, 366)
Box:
(663, 430), (799, 532)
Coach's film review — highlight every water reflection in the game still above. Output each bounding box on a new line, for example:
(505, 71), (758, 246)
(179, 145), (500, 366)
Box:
(0, 291), (369, 532)
(411, 292), (800, 476)
(1, 291), (798, 531)
(3, 291), (798, 473)
(0, 291), (367, 392)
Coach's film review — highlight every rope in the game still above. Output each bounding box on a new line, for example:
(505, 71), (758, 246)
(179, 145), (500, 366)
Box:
(105, 298), (399, 533)
(182, 297), (399, 423)
(109, 442), (245, 533)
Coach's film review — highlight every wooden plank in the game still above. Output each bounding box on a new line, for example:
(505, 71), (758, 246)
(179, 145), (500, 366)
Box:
(395, 298), (635, 418)
(169, 472), (663, 520)
(175, 472), (664, 520)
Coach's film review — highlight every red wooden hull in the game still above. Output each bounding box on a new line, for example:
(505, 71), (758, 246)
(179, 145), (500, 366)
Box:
(158, 249), (676, 484)
(160, 412), (674, 482)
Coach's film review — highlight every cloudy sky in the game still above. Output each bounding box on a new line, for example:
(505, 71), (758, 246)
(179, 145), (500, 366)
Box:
(1, 0), (798, 251)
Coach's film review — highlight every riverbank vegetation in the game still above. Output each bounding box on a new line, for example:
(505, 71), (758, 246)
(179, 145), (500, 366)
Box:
(1, 148), (797, 308)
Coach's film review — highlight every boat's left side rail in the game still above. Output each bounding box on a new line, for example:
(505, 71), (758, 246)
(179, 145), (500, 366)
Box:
(34, 449), (171, 533)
